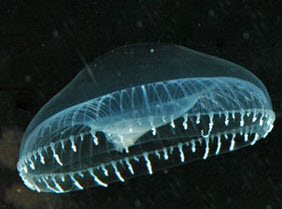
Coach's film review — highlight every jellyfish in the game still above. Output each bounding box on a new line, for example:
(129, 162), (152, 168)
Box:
(17, 43), (275, 193)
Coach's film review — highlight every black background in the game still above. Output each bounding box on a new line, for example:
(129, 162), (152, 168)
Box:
(0, 1), (281, 209)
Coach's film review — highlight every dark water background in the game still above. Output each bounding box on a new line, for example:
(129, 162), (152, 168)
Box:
(0, 1), (281, 209)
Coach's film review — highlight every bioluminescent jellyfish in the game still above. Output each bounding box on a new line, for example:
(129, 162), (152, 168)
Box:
(17, 43), (275, 193)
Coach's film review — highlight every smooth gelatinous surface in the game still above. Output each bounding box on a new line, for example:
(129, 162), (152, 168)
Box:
(17, 43), (275, 193)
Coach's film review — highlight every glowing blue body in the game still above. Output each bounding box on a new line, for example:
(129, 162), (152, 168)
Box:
(17, 44), (275, 193)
